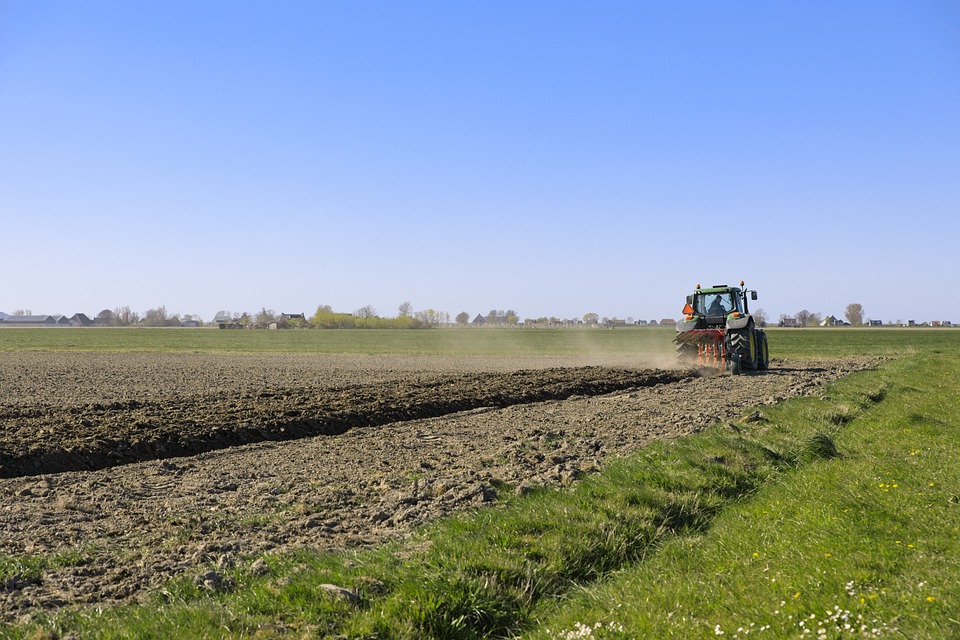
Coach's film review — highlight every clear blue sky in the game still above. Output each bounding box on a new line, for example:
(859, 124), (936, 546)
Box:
(2, 2), (958, 323)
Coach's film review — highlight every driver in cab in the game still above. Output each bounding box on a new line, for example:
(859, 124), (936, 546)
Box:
(708, 295), (729, 316)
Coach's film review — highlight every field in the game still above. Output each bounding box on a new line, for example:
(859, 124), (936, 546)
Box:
(0, 327), (958, 637)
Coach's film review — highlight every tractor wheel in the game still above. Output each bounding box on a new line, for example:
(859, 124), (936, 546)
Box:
(729, 327), (757, 370)
(676, 342), (698, 365)
(757, 331), (770, 370)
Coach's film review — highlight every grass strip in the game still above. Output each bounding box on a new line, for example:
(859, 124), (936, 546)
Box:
(527, 352), (960, 639)
(7, 353), (959, 638)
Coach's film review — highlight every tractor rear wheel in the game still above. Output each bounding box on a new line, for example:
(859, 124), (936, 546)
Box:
(729, 327), (757, 371)
(757, 331), (770, 370)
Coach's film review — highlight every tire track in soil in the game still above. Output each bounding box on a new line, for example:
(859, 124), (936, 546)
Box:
(0, 367), (691, 479)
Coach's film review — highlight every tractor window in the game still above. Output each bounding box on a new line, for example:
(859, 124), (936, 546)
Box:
(699, 293), (734, 316)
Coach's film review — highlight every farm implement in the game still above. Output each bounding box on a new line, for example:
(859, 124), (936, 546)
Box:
(674, 281), (769, 374)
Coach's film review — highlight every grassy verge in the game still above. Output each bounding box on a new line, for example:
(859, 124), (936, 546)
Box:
(527, 352), (960, 639)
(8, 351), (959, 638)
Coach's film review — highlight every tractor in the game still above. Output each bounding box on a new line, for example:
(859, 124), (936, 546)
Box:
(674, 281), (769, 374)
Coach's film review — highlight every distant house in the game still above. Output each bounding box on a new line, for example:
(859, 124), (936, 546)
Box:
(820, 315), (848, 327)
(779, 317), (798, 327)
(0, 312), (8, 321)
(659, 318), (677, 327)
(472, 314), (486, 325)
(213, 312), (242, 329)
(868, 320), (883, 326)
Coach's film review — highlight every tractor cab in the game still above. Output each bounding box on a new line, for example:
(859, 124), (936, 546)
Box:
(683, 284), (751, 327)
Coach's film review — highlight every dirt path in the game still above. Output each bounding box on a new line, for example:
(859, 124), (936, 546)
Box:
(0, 354), (879, 617)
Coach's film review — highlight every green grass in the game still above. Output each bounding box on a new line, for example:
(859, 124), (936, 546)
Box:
(3, 330), (960, 638)
(765, 326), (959, 359)
(527, 352), (960, 639)
(2, 325), (956, 359)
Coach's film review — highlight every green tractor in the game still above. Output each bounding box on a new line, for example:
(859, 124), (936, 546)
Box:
(674, 281), (769, 374)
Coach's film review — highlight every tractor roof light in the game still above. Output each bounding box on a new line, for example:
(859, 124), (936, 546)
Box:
(696, 284), (701, 290)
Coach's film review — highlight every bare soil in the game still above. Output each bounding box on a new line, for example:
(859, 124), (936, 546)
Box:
(0, 353), (879, 617)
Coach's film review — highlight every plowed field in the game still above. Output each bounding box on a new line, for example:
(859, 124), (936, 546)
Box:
(0, 353), (878, 616)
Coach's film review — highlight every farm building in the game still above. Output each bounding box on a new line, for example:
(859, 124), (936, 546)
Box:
(0, 314), (72, 326)
(70, 313), (94, 327)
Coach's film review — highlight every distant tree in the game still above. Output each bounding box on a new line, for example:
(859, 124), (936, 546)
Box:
(311, 304), (356, 329)
(286, 315), (307, 329)
(485, 309), (500, 324)
(414, 309), (442, 326)
(142, 306), (170, 327)
(114, 306), (136, 326)
(583, 312), (599, 324)
(504, 310), (519, 325)
(753, 308), (768, 327)
(12, 309), (31, 316)
(455, 311), (470, 325)
(253, 308), (277, 329)
(355, 305), (377, 319)
(795, 310), (812, 327)
(398, 302), (413, 318)
(845, 303), (864, 326)
(96, 309), (115, 325)
(808, 312), (822, 327)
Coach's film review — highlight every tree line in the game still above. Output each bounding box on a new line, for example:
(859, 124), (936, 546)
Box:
(89, 303), (454, 329)
(775, 303), (866, 327)
(88, 304), (614, 329)
(38, 302), (871, 329)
